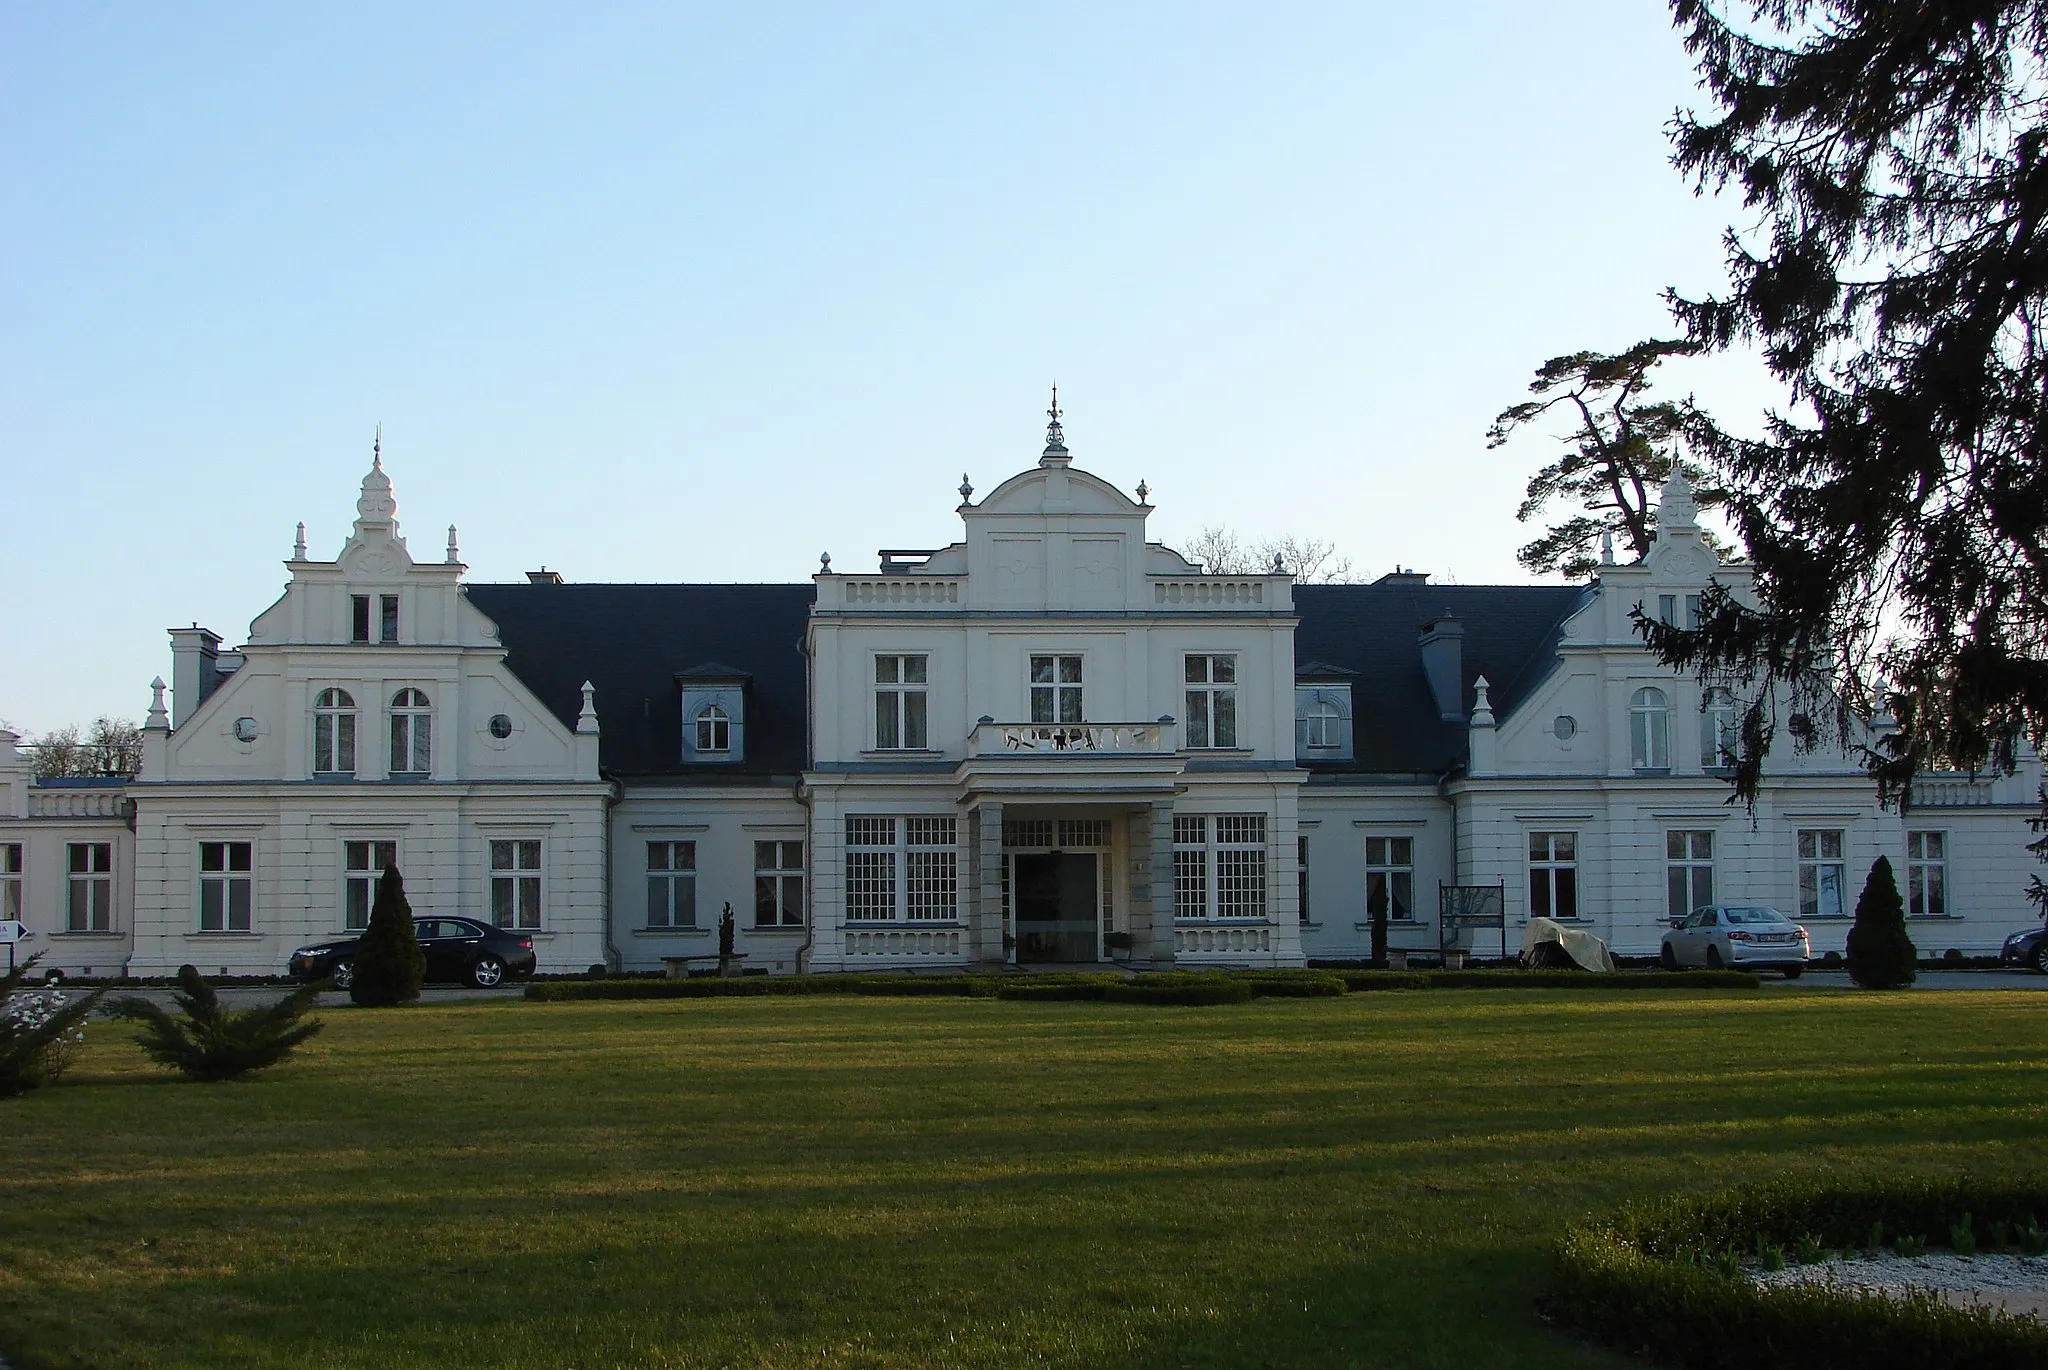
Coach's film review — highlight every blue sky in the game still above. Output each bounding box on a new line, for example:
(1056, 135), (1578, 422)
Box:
(0, 2), (1771, 736)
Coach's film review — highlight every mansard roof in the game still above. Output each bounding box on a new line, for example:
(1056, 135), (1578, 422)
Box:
(1293, 581), (1592, 775)
(464, 583), (813, 781)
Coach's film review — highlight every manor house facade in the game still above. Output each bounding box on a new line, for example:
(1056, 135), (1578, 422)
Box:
(3, 413), (2037, 978)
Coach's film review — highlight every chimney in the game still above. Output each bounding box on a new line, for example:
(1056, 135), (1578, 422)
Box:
(1418, 613), (1465, 722)
(167, 625), (222, 729)
(526, 568), (564, 585)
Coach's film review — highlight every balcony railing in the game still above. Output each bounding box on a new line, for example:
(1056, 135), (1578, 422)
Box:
(966, 722), (1174, 757)
(1910, 776), (1995, 806)
(27, 788), (127, 818)
(824, 577), (963, 609)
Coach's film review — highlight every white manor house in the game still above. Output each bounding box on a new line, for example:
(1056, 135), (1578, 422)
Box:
(3, 412), (2040, 979)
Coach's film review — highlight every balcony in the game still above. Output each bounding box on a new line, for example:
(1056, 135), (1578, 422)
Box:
(821, 576), (963, 610)
(966, 721), (1175, 757)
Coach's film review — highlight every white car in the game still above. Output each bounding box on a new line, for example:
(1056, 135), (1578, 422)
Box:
(1662, 904), (1811, 977)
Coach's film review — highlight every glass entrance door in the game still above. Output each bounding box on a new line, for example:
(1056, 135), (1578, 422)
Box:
(1013, 851), (1099, 963)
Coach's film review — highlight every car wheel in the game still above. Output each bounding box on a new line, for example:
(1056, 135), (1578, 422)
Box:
(1706, 945), (1724, 969)
(1782, 968), (1803, 980)
(2033, 943), (2048, 975)
(331, 960), (354, 990)
(1660, 944), (1679, 971)
(470, 956), (506, 988)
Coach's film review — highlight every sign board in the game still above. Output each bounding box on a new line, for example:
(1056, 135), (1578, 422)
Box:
(0, 922), (26, 944)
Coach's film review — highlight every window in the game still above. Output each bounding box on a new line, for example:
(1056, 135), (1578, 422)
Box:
(874, 655), (929, 749)
(1029, 655), (1083, 724)
(351, 595), (371, 643)
(1528, 832), (1578, 920)
(1365, 836), (1414, 921)
(380, 594), (400, 643)
(754, 841), (804, 927)
(1907, 831), (1947, 916)
(0, 843), (21, 925)
(1298, 836), (1311, 924)
(314, 688), (357, 775)
(344, 840), (398, 930)
(1797, 829), (1846, 918)
(1666, 830), (1714, 920)
(694, 705), (730, 754)
(489, 840), (543, 929)
(1306, 698), (1342, 748)
(646, 841), (696, 928)
(1630, 687), (1670, 769)
(66, 842), (112, 932)
(1184, 654), (1238, 748)
(1658, 594), (1702, 628)
(844, 816), (957, 922)
(1701, 688), (1738, 770)
(390, 688), (432, 775)
(1172, 815), (1269, 920)
(198, 841), (252, 932)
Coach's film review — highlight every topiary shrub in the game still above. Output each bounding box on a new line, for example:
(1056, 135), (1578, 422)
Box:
(0, 954), (103, 1097)
(110, 965), (323, 1082)
(1847, 855), (1917, 990)
(349, 865), (425, 1006)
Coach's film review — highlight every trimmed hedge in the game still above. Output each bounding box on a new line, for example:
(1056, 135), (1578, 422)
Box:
(1550, 1177), (2048, 1369)
(1336, 968), (1759, 992)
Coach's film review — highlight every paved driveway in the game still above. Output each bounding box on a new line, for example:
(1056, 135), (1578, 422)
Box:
(1762, 968), (2046, 991)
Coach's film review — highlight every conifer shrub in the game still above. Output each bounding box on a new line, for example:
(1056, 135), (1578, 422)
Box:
(0, 954), (103, 1097)
(110, 965), (323, 1082)
(1846, 855), (1917, 990)
(349, 865), (425, 1006)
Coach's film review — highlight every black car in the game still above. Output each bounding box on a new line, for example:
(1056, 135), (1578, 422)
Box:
(2001, 925), (2048, 973)
(288, 917), (538, 989)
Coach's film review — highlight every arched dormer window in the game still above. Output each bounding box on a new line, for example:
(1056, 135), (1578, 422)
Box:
(391, 688), (432, 775)
(1630, 687), (1670, 770)
(314, 688), (357, 776)
(1305, 698), (1342, 749)
(1700, 688), (1738, 771)
(694, 704), (730, 754)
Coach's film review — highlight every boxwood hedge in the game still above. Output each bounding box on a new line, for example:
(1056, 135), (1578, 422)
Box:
(1549, 1177), (2048, 1369)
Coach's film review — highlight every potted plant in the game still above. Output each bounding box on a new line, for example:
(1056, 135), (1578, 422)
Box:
(1104, 931), (1134, 961)
(717, 902), (741, 977)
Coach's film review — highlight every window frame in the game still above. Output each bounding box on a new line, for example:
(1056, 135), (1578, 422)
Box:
(694, 704), (731, 754)
(645, 840), (697, 929)
(1906, 830), (1948, 917)
(1183, 653), (1239, 749)
(1700, 687), (1739, 772)
(389, 688), (432, 776)
(1665, 829), (1714, 921)
(65, 841), (114, 933)
(1297, 835), (1310, 925)
(872, 654), (930, 750)
(0, 842), (22, 926)
(1028, 654), (1084, 725)
(313, 687), (358, 776)
(1528, 831), (1579, 921)
(1172, 814), (1269, 921)
(343, 839), (399, 931)
(753, 840), (805, 928)
(379, 593), (400, 643)
(1796, 828), (1847, 919)
(845, 816), (957, 922)
(351, 594), (372, 643)
(197, 840), (254, 933)
(488, 838), (544, 930)
(1364, 834), (1415, 922)
(1629, 687), (1671, 770)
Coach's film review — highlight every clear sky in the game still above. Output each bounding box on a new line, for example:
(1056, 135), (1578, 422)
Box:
(0, 2), (1773, 738)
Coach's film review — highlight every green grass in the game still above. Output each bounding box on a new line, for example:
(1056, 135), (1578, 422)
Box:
(4, 989), (2045, 1368)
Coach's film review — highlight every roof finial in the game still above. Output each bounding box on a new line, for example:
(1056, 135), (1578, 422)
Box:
(1040, 383), (1070, 466)
(1136, 479), (1149, 504)
(959, 473), (974, 504)
(446, 524), (460, 564)
(293, 521), (308, 560)
(373, 422), (383, 472)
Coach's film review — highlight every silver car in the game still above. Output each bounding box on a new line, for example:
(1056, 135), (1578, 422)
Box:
(1662, 904), (1811, 977)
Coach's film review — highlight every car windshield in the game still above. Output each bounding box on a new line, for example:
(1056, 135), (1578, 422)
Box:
(1723, 907), (1790, 926)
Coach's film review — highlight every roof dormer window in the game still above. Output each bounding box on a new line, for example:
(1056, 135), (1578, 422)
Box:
(677, 667), (747, 764)
(694, 704), (730, 754)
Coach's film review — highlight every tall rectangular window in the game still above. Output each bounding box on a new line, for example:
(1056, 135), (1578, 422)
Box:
(1029, 655), (1084, 724)
(0, 843), (21, 926)
(1184, 654), (1238, 748)
(198, 841), (253, 932)
(489, 839), (543, 929)
(846, 817), (900, 921)
(1528, 832), (1578, 920)
(351, 594), (372, 643)
(1907, 830), (1947, 916)
(1666, 830), (1714, 920)
(1173, 815), (1268, 919)
(1365, 836), (1414, 921)
(379, 594), (400, 643)
(344, 840), (398, 930)
(754, 841), (804, 927)
(66, 842), (113, 932)
(647, 841), (696, 928)
(1797, 829), (1846, 918)
(1297, 836), (1310, 924)
(874, 655), (929, 749)
(905, 818), (958, 920)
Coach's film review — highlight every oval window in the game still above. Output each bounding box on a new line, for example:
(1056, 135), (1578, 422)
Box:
(488, 714), (514, 740)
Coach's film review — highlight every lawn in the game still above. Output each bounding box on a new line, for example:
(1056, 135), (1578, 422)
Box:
(3, 987), (2044, 1369)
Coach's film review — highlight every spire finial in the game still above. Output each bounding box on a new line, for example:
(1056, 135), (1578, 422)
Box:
(293, 521), (308, 561)
(373, 423), (383, 472)
(446, 524), (460, 564)
(1040, 383), (1070, 466)
(959, 473), (974, 504)
(1136, 479), (1149, 504)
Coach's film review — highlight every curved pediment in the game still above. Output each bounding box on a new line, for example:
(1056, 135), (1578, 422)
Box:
(971, 462), (1145, 520)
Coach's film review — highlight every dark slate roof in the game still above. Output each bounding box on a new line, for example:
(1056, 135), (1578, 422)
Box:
(464, 584), (813, 781)
(1292, 582), (1592, 775)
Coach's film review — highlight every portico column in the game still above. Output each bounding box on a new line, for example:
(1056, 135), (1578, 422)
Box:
(1133, 800), (1177, 969)
(972, 800), (1005, 966)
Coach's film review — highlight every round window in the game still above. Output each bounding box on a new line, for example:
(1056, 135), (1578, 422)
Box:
(488, 714), (514, 740)
(233, 717), (260, 743)
(1552, 715), (1578, 741)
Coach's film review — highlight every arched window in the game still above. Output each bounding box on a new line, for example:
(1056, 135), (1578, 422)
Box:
(1305, 698), (1342, 749)
(1700, 688), (1738, 771)
(391, 688), (432, 775)
(314, 688), (357, 775)
(695, 704), (730, 753)
(1630, 687), (1670, 770)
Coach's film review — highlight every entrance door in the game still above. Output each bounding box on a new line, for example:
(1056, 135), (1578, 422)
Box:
(1014, 852), (1099, 963)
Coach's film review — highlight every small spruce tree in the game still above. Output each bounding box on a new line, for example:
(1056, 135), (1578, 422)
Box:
(1846, 855), (1917, 990)
(112, 965), (322, 1081)
(718, 901), (737, 970)
(349, 865), (425, 1006)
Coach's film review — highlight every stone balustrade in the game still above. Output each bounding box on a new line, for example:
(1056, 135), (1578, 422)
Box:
(27, 788), (126, 818)
(1910, 777), (1995, 806)
(841, 927), (966, 958)
(966, 722), (1173, 757)
(828, 578), (963, 608)
(1149, 577), (1285, 608)
(1174, 923), (1273, 954)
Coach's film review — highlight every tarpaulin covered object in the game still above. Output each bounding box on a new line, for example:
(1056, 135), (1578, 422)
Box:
(1520, 916), (1618, 973)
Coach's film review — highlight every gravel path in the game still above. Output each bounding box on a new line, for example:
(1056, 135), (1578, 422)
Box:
(1754, 1252), (2048, 1319)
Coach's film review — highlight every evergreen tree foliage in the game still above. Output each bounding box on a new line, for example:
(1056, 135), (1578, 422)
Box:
(348, 865), (425, 1006)
(718, 901), (737, 961)
(1643, 3), (2048, 808)
(0, 954), (103, 1097)
(1487, 339), (1725, 578)
(1846, 855), (1918, 990)
(111, 965), (323, 1081)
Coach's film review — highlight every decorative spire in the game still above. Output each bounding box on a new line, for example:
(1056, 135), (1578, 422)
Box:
(355, 431), (399, 533)
(145, 676), (169, 732)
(1039, 384), (1070, 466)
(1470, 675), (1495, 728)
(1656, 466), (1699, 536)
(294, 521), (308, 560)
(819, 551), (832, 574)
(1271, 551), (1287, 575)
(576, 681), (600, 735)
(446, 525), (460, 564)
(373, 423), (383, 470)
(1600, 529), (1614, 566)
(959, 473), (974, 504)
(1135, 479), (1149, 505)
